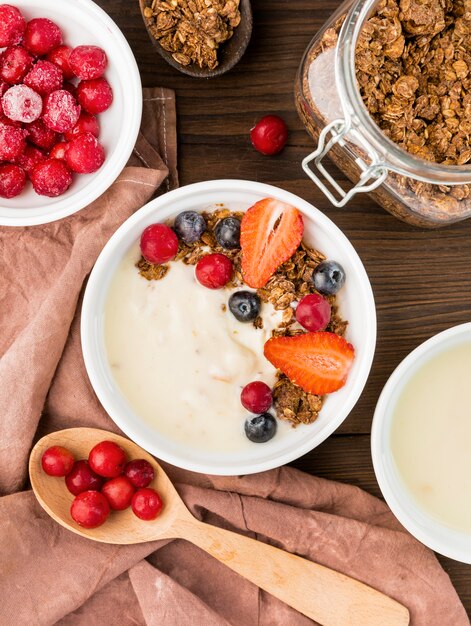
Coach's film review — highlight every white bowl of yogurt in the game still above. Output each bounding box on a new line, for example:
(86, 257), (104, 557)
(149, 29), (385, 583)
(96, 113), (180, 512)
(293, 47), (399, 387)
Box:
(372, 323), (471, 563)
(81, 180), (376, 475)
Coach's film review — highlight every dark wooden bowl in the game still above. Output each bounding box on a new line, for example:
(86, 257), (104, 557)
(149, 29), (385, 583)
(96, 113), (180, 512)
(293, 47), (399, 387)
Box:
(138, 0), (252, 78)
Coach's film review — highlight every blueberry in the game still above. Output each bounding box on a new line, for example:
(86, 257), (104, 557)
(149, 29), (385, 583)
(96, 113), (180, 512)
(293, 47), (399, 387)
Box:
(244, 413), (277, 443)
(229, 290), (261, 322)
(312, 260), (346, 295)
(174, 211), (206, 244)
(215, 217), (241, 250)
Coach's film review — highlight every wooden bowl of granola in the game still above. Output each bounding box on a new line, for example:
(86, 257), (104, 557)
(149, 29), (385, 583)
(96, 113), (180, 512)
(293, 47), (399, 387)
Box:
(139, 0), (252, 78)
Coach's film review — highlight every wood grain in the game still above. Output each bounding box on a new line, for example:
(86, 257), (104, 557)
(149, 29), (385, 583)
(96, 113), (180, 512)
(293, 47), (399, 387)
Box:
(95, 0), (471, 616)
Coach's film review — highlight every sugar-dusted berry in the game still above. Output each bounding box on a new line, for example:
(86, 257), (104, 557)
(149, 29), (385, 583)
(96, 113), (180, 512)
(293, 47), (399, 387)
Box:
(26, 118), (59, 150)
(49, 141), (68, 160)
(24, 60), (63, 96)
(70, 45), (108, 80)
(0, 5), (26, 47)
(0, 122), (26, 160)
(15, 144), (46, 177)
(64, 112), (99, 141)
(42, 89), (81, 133)
(2, 84), (42, 123)
(0, 163), (26, 198)
(0, 46), (33, 85)
(65, 132), (105, 174)
(46, 45), (74, 80)
(30, 158), (73, 197)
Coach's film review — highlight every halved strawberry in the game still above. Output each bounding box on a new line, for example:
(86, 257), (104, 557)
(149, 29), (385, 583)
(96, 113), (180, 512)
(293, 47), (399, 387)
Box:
(264, 332), (355, 395)
(240, 198), (304, 288)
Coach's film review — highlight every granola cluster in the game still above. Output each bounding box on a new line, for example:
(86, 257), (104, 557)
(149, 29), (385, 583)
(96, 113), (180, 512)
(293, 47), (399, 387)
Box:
(143, 0), (241, 70)
(137, 208), (348, 427)
(356, 0), (471, 165)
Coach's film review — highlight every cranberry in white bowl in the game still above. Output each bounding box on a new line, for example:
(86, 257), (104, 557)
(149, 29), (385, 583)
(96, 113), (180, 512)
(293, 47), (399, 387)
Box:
(0, 0), (141, 227)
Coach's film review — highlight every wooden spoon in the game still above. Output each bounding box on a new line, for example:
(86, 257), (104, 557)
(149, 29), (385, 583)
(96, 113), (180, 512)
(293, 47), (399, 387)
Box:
(138, 0), (252, 78)
(29, 428), (409, 626)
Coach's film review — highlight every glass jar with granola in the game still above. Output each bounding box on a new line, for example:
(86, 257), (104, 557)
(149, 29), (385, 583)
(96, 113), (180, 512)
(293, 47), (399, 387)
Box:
(296, 0), (471, 228)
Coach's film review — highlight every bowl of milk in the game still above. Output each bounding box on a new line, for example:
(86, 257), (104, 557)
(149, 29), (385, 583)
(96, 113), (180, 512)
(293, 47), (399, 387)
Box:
(372, 323), (471, 563)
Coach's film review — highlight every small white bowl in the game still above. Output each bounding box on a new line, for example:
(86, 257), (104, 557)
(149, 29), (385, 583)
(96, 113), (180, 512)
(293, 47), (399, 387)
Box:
(0, 0), (142, 227)
(81, 180), (376, 475)
(372, 323), (471, 563)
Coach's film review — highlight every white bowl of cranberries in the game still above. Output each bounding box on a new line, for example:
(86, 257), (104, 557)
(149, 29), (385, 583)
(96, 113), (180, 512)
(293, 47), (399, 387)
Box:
(0, 0), (142, 226)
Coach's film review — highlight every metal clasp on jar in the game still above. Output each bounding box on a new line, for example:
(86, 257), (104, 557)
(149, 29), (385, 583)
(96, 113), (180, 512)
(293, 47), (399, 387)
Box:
(302, 119), (388, 207)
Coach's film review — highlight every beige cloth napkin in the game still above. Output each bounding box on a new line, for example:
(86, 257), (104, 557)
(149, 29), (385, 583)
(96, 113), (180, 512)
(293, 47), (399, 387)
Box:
(0, 87), (468, 626)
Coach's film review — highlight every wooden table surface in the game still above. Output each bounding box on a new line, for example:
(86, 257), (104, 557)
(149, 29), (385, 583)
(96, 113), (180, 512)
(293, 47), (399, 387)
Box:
(99, 0), (471, 616)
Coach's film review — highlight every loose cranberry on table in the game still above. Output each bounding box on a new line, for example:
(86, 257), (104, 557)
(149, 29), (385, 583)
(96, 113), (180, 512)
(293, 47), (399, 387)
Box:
(27, 118), (59, 151)
(0, 123), (26, 160)
(2, 84), (43, 123)
(0, 46), (33, 85)
(250, 115), (288, 156)
(71, 490), (110, 529)
(76, 77), (113, 114)
(65, 460), (104, 496)
(41, 445), (75, 477)
(70, 45), (108, 80)
(295, 293), (331, 332)
(0, 164), (26, 198)
(24, 18), (63, 56)
(195, 253), (233, 289)
(140, 223), (179, 265)
(131, 488), (163, 521)
(65, 132), (105, 174)
(88, 440), (127, 478)
(24, 60), (63, 96)
(30, 159), (72, 197)
(0, 5), (26, 47)
(49, 141), (68, 160)
(64, 112), (99, 141)
(47, 45), (75, 80)
(124, 459), (155, 488)
(101, 475), (135, 511)
(241, 381), (273, 414)
(42, 89), (81, 133)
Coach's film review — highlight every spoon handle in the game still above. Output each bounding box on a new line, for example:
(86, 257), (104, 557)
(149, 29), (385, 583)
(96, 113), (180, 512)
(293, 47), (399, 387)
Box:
(172, 517), (409, 626)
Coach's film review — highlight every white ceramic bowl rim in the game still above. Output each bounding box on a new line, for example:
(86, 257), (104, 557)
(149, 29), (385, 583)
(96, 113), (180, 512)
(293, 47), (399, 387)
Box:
(372, 322), (471, 563)
(81, 180), (377, 475)
(0, 0), (142, 227)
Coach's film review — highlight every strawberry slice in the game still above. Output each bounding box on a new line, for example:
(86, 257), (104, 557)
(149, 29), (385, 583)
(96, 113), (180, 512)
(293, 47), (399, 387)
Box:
(240, 198), (304, 288)
(264, 332), (355, 395)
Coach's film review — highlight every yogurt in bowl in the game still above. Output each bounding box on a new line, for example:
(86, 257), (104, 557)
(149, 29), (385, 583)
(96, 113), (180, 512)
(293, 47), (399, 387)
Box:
(372, 323), (471, 563)
(81, 180), (376, 475)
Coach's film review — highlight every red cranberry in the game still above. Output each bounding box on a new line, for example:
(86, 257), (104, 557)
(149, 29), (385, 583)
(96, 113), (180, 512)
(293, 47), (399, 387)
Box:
(70, 45), (108, 80)
(124, 459), (155, 488)
(101, 476), (135, 510)
(2, 84), (42, 123)
(64, 112), (99, 141)
(65, 460), (104, 496)
(65, 132), (104, 174)
(76, 77), (113, 114)
(241, 381), (273, 413)
(0, 46), (33, 85)
(24, 18), (62, 56)
(42, 89), (81, 133)
(70, 491), (110, 529)
(49, 141), (68, 160)
(140, 223), (179, 264)
(195, 253), (233, 289)
(88, 440), (127, 478)
(30, 159), (72, 197)
(0, 164), (26, 198)
(62, 81), (77, 98)
(0, 5), (26, 47)
(295, 293), (331, 332)
(131, 488), (163, 521)
(24, 60), (63, 96)
(46, 45), (74, 80)
(0, 122), (26, 160)
(15, 145), (46, 177)
(27, 118), (59, 150)
(250, 115), (288, 156)
(41, 445), (75, 477)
